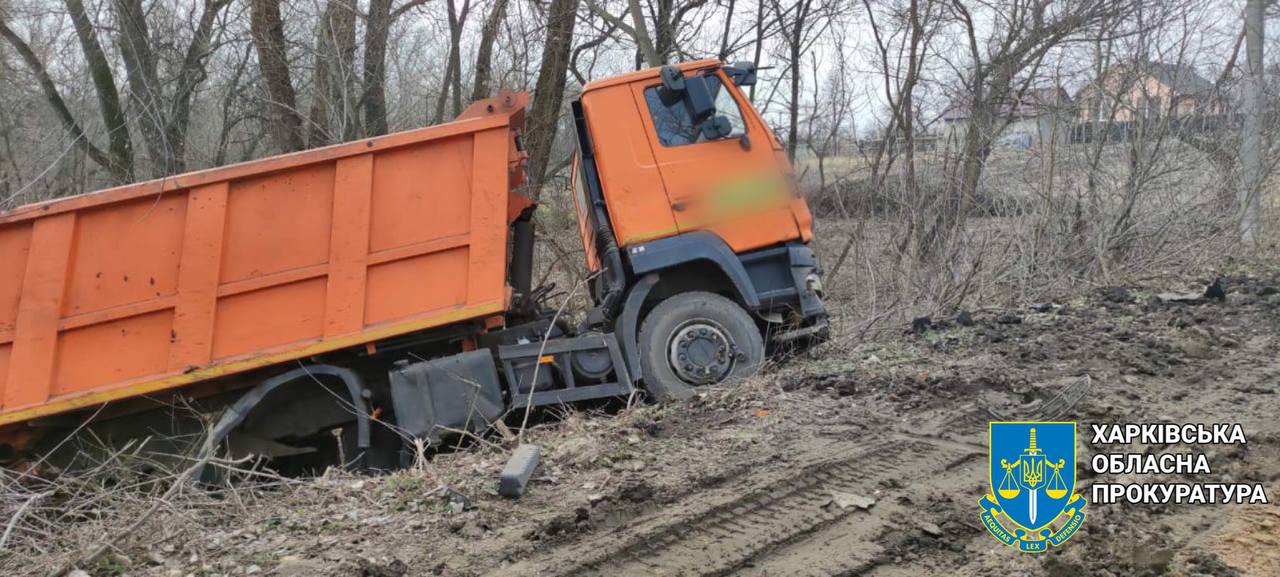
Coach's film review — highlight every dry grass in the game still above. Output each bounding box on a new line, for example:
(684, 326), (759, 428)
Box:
(0, 379), (795, 576)
(797, 140), (1275, 348)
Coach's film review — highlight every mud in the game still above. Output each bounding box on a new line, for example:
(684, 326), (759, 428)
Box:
(14, 265), (1280, 577)
(485, 265), (1280, 577)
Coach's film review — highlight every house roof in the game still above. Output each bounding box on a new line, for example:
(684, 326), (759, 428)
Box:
(941, 86), (1072, 122)
(1074, 60), (1215, 100)
(1143, 60), (1214, 95)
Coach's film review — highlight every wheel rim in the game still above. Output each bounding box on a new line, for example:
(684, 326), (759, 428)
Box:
(667, 319), (736, 385)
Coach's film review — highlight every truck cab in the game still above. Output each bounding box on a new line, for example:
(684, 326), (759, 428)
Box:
(566, 59), (827, 399)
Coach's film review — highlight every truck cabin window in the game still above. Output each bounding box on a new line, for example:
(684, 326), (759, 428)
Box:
(645, 75), (746, 147)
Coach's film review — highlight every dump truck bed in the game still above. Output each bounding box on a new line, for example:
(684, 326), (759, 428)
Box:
(0, 94), (528, 430)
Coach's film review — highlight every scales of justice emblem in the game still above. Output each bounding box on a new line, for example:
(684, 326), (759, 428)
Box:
(980, 422), (1087, 552)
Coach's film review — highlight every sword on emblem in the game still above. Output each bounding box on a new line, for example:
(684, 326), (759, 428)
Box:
(1020, 428), (1046, 525)
(1029, 486), (1037, 524)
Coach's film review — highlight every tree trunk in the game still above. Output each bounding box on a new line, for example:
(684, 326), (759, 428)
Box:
(625, 0), (660, 66)
(470, 0), (510, 102)
(249, 0), (305, 152)
(309, 0), (358, 146)
(64, 0), (134, 181)
(718, 0), (735, 60)
(113, 0), (176, 176)
(432, 0), (468, 123)
(785, 1), (812, 161)
(654, 0), (673, 64)
(523, 0), (580, 192)
(363, 0), (393, 136)
(112, 0), (228, 175)
(1239, 0), (1264, 244)
(900, 0), (925, 258)
(449, 0), (470, 117)
(928, 106), (991, 255)
(749, 0), (764, 101)
(170, 0), (231, 170)
(780, 0), (814, 161)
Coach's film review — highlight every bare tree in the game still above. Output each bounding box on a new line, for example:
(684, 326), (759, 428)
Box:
(214, 43), (256, 166)
(523, 0), (579, 190)
(364, 0), (395, 136)
(249, 0), (305, 152)
(113, 0), (231, 175)
(1239, 0), (1264, 243)
(582, 0), (711, 67)
(569, 13), (619, 85)
(433, 0), (472, 123)
(652, 0), (709, 63)
(309, 0), (359, 145)
(829, 0), (935, 277)
(470, 0), (510, 101)
(0, 0), (136, 183)
(771, 0), (836, 161)
(584, 0), (659, 66)
(925, 0), (1143, 257)
(363, 0), (432, 136)
(749, 0), (767, 101)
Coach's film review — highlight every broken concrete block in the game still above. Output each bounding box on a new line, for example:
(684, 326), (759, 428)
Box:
(499, 444), (541, 498)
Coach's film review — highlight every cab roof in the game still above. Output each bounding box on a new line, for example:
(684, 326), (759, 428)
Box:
(581, 59), (722, 94)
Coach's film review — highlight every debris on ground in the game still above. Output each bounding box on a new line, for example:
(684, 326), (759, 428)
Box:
(828, 490), (877, 511)
(910, 317), (933, 334)
(1103, 286), (1133, 303)
(1155, 290), (1206, 304)
(499, 444), (542, 498)
(1205, 277), (1227, 301)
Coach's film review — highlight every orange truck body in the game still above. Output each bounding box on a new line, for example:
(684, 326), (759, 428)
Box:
(0, 93), (530, 435)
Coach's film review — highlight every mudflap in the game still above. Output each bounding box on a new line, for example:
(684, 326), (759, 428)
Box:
(389, 350), (505, 448)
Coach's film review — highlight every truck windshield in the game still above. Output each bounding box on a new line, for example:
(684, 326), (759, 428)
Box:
(644, 75), (746, 147)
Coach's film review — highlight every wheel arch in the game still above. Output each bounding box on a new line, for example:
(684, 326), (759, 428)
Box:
(205, 365), (371, 464)
(617, 233), (765, 383)
(627, 232), (759, 302)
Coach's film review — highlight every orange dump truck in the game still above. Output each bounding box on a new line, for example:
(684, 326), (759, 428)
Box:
(0, 61), (826, 468)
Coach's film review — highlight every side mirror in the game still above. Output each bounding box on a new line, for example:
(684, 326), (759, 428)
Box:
(725, 62), (758, 87)
(660, 66), (716, 130)
(700, 116), (733, 140)
(683, 76), (716, 124)
(660, 65), (686, 94)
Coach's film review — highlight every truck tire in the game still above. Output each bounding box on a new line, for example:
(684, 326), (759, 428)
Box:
(638, 291), (765, 401)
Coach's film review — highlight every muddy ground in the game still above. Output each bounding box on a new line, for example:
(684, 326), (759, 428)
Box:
(9, 262), (1280, 577)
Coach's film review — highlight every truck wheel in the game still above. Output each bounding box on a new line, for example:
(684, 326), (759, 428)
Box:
(639, 291), (764, 401)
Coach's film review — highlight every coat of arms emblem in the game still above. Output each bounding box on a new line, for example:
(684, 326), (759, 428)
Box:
(980, 422), (1087, 552)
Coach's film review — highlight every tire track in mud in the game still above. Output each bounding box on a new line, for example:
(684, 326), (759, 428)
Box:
(734, 439), (984, 577)
(503, 437), (979, 577)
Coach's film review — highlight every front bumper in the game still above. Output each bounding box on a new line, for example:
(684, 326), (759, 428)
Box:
(739, 242), (828, 334)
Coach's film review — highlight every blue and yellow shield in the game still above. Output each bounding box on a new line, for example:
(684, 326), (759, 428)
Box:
(980, 422), (1087, 552)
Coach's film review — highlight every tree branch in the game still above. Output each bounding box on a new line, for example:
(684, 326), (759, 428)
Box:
(0, 18), (119, 178)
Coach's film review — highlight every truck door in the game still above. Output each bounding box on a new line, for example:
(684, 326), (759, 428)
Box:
(632, 70), (801, 253)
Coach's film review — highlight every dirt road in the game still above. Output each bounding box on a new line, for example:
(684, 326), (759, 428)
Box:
(482, 266), (1280, 577)
(10, 265), (1280, 577)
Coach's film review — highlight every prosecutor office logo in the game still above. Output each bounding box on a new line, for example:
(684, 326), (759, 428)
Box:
(979, 422), (1087, 552)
